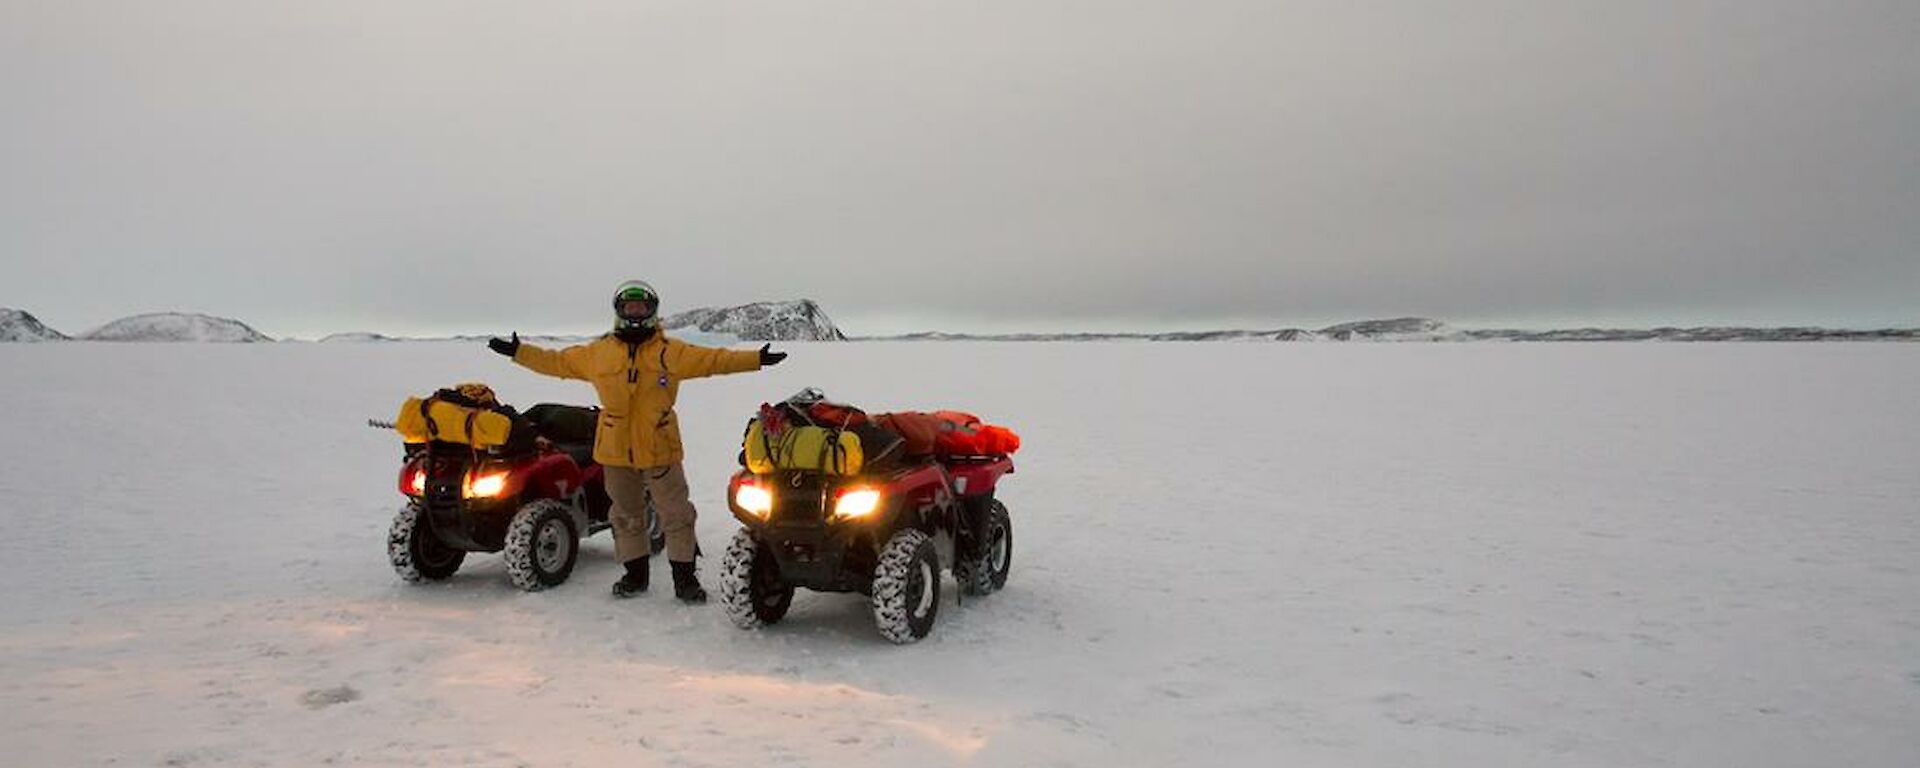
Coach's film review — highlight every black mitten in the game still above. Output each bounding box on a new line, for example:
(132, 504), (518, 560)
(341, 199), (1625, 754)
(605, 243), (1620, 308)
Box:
(488, 332), (520, 357)
(758, 343), (787, 366)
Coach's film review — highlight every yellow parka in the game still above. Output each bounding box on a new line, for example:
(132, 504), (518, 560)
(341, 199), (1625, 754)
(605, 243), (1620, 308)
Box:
(513, 334), (762, 468)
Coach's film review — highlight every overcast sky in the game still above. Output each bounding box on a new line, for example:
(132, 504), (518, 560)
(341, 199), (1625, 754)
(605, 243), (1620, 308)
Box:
(3, 1), (1915, 337)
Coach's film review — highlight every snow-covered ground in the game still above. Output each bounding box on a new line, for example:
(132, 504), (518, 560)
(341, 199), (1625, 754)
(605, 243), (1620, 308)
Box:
(2, 341), (1915, 766)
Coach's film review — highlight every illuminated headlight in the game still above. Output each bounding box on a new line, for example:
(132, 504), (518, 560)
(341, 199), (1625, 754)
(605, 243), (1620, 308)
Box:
(407, 470), (426, 496)
(833, 489), (882, 520)
(465, 472), (509, 499)
(735, 482), (774, 518)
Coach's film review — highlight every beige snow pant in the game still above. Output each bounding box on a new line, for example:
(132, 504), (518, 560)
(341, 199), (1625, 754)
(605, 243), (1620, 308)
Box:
(603, 463), (699, 563)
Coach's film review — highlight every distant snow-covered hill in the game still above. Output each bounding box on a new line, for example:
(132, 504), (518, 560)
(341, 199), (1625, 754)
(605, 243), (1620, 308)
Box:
(663, 300), (846, 341)
(874, 317), (1919, 342)
(82, 313), (272, 343)
(317, 332), (400, 343)
(1458, 326), (1920, 342)
(1317, 317), (1453, 341)
(0, 308), (69, 342)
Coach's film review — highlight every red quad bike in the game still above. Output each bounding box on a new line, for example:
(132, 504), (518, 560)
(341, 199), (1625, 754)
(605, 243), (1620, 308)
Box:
(387, 403), (659, 591)
(719, 449), (1016, 644)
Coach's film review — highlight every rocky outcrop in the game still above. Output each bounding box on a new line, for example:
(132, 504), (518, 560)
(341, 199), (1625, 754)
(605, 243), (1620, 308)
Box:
(81, 313), (272, 342)
(0, 308), (69, 342)
(663, 300), (846, 341)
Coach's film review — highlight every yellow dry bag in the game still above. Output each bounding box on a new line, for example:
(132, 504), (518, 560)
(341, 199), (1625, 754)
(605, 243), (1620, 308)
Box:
(743, 419), (863, 475)
(395, 396), (516, 449)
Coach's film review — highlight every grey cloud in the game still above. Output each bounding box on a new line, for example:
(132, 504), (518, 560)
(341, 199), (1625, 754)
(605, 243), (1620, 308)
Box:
(3, 1), (1915, 337)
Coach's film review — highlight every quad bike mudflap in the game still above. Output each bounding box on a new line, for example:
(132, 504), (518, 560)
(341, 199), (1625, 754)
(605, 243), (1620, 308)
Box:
(383, 404), (659, 592)
(719, 455), (1015, 643)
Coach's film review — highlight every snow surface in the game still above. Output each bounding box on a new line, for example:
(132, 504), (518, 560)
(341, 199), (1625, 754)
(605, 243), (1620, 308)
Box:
(1, 342), (1916, 766)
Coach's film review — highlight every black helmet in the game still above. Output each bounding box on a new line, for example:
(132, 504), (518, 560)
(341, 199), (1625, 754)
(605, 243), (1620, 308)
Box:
(612, 280), (660, 332)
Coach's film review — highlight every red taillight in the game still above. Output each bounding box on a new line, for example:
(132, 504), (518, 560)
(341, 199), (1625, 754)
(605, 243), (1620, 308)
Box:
(400, 466), (426, 496)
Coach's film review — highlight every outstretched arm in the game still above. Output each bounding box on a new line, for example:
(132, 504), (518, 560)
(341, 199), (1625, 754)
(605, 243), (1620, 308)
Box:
(667, 338), (767, 380)
(513, 340), (594, 381)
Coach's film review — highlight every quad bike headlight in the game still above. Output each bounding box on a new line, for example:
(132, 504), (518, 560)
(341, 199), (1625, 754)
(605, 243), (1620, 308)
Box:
(735, 481), (774, 518)
(833, 488), (882, 520)
(465, 472), (509, 499)
(405, 468), (427, 496)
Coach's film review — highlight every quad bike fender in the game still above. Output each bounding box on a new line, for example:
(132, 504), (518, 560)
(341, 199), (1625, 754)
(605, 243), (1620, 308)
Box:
(518, 452), (586, 502)
(869, 469), (961, 566)
(943, 455), (1016, 498)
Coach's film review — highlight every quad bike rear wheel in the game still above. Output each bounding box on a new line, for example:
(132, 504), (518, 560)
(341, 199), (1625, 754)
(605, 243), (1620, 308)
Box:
(871, 528), (941, 644)
(957, 500), (1013, 596)
(719, 529), (795, 629)
(504, 500), (580, 591)
(389, 502), (465, 582)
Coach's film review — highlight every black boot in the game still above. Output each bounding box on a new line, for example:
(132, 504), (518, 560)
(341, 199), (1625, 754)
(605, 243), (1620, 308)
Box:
(670, 560), (707, 604)
(611, 556), (649, 598)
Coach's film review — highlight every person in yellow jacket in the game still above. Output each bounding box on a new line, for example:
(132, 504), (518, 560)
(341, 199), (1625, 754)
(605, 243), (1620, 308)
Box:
(488, 280), (787, 602)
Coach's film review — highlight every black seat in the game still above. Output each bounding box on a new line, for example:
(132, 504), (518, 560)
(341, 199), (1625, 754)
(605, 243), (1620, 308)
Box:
(524, 403), (599, 442)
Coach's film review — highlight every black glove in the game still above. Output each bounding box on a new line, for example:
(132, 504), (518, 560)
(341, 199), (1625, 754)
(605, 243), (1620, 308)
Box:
(488, 332), (520, 357)
(758, 343), (787, 366)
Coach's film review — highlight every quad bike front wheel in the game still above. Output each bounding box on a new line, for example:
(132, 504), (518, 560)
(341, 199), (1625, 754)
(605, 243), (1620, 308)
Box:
(871, 528), (941, 644)
(389, 502), (465, 582)
(957, 500), (1013, 596)
(719, 529), (795, 629)
(504, 500), (580, 591)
